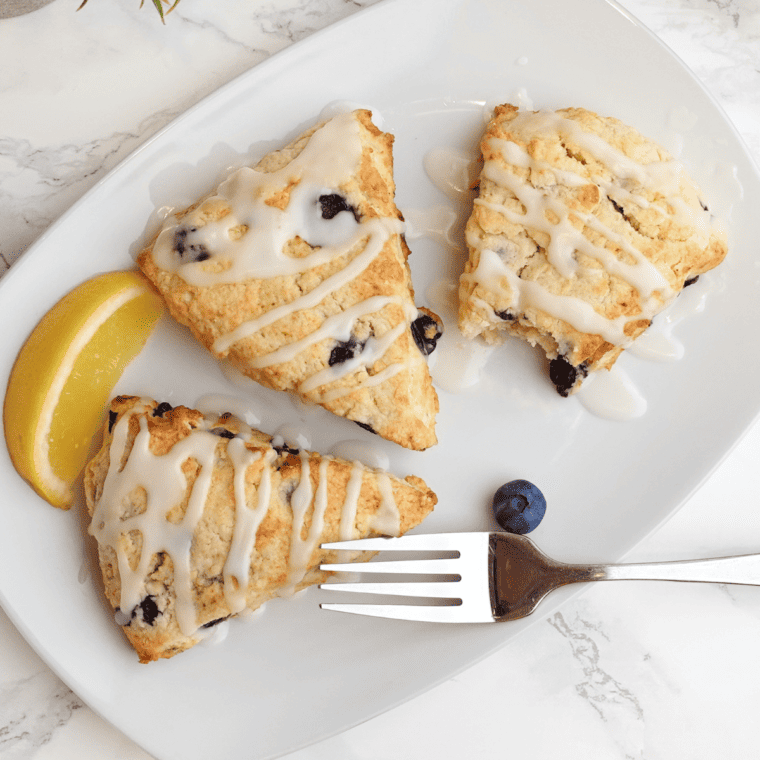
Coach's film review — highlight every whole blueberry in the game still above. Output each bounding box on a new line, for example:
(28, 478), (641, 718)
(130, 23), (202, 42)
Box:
(492, 479), (547, 534)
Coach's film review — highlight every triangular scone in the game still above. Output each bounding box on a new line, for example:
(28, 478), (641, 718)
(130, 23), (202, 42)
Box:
(459, 105), (728, 396)
(84, 396), (436, 663)
(138, 110), (440, 450)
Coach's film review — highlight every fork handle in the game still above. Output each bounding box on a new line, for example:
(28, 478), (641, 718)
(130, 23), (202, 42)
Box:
(595, 553), (760, 585)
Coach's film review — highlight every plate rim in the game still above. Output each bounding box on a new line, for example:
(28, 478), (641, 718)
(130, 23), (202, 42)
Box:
(1, 0), (759, 757)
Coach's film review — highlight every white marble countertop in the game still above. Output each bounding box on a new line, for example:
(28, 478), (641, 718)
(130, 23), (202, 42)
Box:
(2, 0), (760, 758)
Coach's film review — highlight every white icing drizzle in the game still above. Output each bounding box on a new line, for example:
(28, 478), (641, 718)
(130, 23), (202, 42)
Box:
(336, 460), (368, 564)
(368, 473), (401, 536)
(508, 110), (711, 241)
(198, 619), (230, 647)
(194, 393), (262, 427)
(471, 248), (634, 346)
(576, 365), (648, 420)
(89, 403), (406, 638)
(152, 114), (366, 285)
(222, 441), (271, 615)
(429, 327), (495, 393)
(402, 205), (460, 249)
(149, 111), (417, 405)
(248, 295), (400, 369)
(423, 147), (478, 201)
(281, 450), (312, 592)
(77, 560), (90, 585)
(271, 425), (312, 451)
(425, 279), (495, 393)
(330, 439), (389, 470)
(299, 318), (410, 395)
(114, 609), (132, 626)
(339, 460), (365, 543)
(512, 88), (534, 111)
(90, 405), (220, 636)
(319, 100), (385, 129)
(479, 146), (671, 296)
(317, 360), (406, 404)
(210, 216), (405, 355)
(628, 274), (708, 362)
(465, 109), (721, 350)
(282, 456), (330, 593)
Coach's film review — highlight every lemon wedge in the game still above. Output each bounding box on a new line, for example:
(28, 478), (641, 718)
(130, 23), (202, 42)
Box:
(3, 270), (163, 509)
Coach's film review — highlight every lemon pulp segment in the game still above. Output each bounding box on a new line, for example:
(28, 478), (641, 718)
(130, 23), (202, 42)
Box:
(3, 270), (163, 509)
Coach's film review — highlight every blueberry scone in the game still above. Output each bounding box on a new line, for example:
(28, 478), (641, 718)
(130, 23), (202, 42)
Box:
(459, 104), (728, 396)
(84, 396), (436, 663)
(138, 109), (440, 450)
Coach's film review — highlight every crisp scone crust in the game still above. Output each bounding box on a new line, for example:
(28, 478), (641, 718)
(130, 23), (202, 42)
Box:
(459, 104), (728, 395)
(84, 396), (436, 663)
(138, 110), (439, 449)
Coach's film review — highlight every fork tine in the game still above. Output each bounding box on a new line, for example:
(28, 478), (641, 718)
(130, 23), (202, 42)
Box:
(320, 558), (462, 575)
(321, 533), (467, 552)
(319, 533), (494, 624)
(320, 580), (461, 599)
(319, 602), (488, 623)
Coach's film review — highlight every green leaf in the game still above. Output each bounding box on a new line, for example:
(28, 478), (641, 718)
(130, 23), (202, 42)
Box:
(148, 0), (166, 22)
(77, 0), (182, 21)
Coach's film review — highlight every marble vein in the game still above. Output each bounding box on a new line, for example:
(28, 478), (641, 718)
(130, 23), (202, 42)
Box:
(549, 611), (646, 759)
(167, 10), (271, 61)
(0, 107), (181, 275)
(0, 672), (83, 758)
(247, 0), (378, 48)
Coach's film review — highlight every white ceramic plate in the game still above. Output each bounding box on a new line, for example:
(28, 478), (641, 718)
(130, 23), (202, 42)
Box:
(1, 0), (758, 758)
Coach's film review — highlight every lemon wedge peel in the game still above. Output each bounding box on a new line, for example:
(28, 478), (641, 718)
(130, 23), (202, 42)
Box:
(3, 271), (163, 510)
(35, 285), (144, 499)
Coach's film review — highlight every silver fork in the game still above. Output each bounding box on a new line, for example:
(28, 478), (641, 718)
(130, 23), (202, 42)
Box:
(319, 532), (760, 623)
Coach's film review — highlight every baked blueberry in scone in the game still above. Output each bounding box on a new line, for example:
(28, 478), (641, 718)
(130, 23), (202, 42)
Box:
(84, 396), (436, 663)
(138, 110), (440, 449)
(458, 104), (728, 396)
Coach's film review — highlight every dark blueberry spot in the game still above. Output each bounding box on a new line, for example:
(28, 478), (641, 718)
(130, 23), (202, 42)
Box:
(137, 595), (160, 626)
(209, 427), (236, 439)
(492, 479), (547, 534)
(280, 480), (297, 502)
(329, 335), (366, 366)
(684, 275), (700, 287)
(355, 421), (376, 434)
(495, 310), (515, 321)
(608, 196), (626, 216)
(699, 199), (709, 212)
(173, 227), (188, 252)
(411, 313), (442, 356)
(549, 356), (589, 397)
(153, 402), (173, 417)
(173, 227), (210, 263)
(108, 410), (118, 433)
(318, 194), (360, 222)
(274, 444), (300, 457)
(201, 616), (230, 629)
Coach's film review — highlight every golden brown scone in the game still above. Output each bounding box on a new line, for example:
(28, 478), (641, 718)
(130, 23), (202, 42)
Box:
(459, 104), (728, 395)
(84, 396), (436, 663)
(138, 109), (440, 450)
